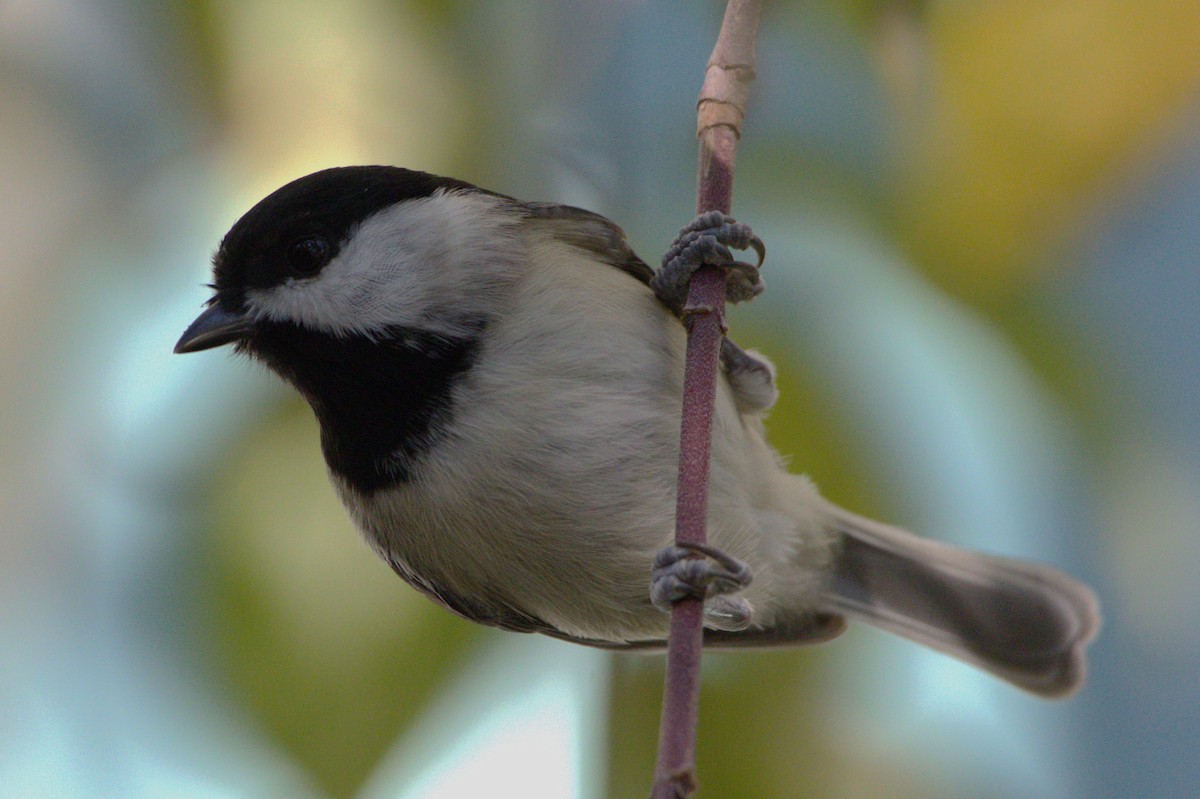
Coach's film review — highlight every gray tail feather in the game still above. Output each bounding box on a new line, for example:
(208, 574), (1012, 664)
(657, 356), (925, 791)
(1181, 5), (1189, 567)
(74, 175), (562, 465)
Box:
(819, 508), (1100, 697)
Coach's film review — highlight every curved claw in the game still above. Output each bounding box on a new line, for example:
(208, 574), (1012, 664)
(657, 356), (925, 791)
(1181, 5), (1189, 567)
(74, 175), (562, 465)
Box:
(651, 541), (754, 613)
(745, 234), (765, 268)
(652, 212), (766, 314)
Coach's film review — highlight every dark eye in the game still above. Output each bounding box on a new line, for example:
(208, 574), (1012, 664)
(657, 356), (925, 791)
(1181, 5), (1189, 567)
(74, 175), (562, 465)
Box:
(286, 236), (331, 276)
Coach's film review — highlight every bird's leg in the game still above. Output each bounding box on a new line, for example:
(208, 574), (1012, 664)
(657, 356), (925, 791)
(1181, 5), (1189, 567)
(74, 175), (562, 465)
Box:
(649, 214), (765, 633)
(651, 542), (754, 632)
(653, 213), (776, 411)
(650, 211), (765, 316)
(719, 338), (779, 413)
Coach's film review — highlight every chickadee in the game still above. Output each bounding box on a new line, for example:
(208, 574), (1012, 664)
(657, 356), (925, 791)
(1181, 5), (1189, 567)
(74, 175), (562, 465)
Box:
(176, 166), (1099, 697)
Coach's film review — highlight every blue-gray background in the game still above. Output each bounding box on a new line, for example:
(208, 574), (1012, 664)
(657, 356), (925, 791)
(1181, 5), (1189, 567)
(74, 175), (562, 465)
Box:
(3, 2), (1197, 797)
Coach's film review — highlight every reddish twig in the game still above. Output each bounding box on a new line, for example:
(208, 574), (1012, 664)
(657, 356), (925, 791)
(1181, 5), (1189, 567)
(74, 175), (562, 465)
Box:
(650, 2), (764, 797)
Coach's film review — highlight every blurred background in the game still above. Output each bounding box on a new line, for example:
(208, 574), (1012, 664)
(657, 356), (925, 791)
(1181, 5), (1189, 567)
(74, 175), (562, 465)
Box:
(2, 1), (1198, 796)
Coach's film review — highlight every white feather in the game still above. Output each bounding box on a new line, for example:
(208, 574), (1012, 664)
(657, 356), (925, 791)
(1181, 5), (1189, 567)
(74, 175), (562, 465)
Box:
(332, 228), (838, 641)
(245, 190), (523, 339)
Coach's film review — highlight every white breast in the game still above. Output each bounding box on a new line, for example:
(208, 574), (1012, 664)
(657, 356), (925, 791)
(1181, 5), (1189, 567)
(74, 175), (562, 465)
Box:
(335, 231), (837, 641)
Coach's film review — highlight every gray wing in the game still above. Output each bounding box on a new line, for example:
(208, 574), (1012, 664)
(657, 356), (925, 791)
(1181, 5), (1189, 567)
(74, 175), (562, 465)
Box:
(409, 568), (845, 650)
(522, 202), (655, 286)
(384, 554), (553, 635)
(389, 545), (845, 648)
(553, 612), (846, 652)
(522, 202), (777, 409)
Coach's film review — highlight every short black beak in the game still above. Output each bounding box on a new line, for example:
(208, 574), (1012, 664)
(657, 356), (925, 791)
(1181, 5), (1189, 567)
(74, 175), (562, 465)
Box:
(175, 303), (254, 353)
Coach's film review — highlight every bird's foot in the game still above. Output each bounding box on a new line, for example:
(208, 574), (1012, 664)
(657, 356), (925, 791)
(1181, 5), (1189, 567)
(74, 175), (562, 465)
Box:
(651, 211), (765, 315)
(651, 542), (754, 632)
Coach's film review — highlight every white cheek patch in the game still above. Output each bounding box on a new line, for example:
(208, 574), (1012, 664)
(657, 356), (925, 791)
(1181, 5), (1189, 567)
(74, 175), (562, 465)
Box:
(245, 190), (522, 339)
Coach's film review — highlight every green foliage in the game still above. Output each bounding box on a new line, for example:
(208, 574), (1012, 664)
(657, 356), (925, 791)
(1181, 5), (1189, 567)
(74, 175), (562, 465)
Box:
(207, 401), (483, 796)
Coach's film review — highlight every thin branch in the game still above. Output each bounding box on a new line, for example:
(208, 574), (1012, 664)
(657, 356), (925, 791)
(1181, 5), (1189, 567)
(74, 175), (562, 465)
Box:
(650, 2), (764, 798)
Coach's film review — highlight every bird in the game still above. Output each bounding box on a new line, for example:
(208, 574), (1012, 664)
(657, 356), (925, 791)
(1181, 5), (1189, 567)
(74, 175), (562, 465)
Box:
(176, 165), (1099, 697)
